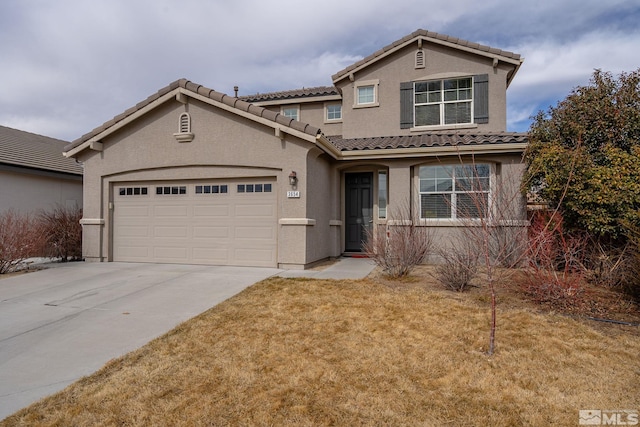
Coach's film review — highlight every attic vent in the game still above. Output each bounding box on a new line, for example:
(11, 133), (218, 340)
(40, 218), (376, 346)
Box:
(173, 112), (194, 143)
(179, 112), (191, 133)
(415, 49), (425, 69)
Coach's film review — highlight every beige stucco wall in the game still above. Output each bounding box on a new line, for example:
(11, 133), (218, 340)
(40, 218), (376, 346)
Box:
(0, 169), (82, 214)
(77, 96), (336, 268)
(337, 41), (513, 139)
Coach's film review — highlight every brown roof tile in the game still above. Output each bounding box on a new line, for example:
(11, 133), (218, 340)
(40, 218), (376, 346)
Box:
(240, 86), (339, 103)
(332, 29), (522, 82)
(326, 132), (528, 151)
(0, 125), (83, 175)
(65, 79), (321, 153)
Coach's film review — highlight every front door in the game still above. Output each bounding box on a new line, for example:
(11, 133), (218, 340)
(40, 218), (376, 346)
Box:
(345, 172), (373, 252)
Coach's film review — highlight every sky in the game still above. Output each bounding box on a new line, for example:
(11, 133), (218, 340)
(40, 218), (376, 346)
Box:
(1, 0), (639, 142)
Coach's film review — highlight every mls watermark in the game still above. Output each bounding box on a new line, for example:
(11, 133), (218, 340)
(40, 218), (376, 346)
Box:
(579, 410), (639, 425)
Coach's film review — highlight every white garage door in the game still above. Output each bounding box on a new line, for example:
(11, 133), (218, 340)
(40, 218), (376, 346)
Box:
(113, 179), (277, 267)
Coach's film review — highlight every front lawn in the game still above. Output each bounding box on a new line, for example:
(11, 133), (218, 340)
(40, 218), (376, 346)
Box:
(3, 269), (639, 426)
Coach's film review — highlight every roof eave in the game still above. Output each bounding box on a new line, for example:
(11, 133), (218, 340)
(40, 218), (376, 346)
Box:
(335, 142), (528, 160)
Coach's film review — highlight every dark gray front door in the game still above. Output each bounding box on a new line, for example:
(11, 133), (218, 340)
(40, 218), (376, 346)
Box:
(345, 172), (373, 252)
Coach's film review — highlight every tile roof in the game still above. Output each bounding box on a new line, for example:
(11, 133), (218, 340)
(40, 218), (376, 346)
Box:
(0, 125), (83, 175)
(332, 29), (522, 82)
(326, 132), (528, 151)
(239, 86), (339, 103)
(65, 79), (322, 153)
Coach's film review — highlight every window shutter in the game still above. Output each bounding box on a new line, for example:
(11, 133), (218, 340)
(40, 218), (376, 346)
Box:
(400, 82), (414, 129)
(474, 74), (489, 124)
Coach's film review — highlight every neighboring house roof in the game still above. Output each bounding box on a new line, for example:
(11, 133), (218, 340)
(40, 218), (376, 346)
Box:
(64, 79), (322, 156)
(325, 132), (528, 159)
(240, 86), (339, 103)
(0, 125), (83, 176)
(332, 29), (523, 86)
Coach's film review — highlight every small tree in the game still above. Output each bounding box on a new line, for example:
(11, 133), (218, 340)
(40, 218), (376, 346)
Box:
(363, 200), (433, 278)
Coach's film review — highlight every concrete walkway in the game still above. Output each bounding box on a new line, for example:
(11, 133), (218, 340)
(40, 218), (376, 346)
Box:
(0, 257), (375, 419)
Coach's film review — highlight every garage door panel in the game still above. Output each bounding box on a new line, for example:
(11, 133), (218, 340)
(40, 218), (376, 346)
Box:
(193, 226), (230, 238)
(154, 205), (189, 217)
(114, 180), (276, 267)
(235, 226), (275, 239)
(154, 246), (189, 260)
(154, 226), (189, 238)
(193, 204), (230, 217)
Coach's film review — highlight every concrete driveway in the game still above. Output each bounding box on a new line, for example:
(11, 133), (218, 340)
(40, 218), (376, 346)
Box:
(0, 262), (281, 419)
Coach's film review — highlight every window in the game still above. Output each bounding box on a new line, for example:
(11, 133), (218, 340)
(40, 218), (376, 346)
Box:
(400, 74), (488, 129)
(354, 79), (379, 108)
(378, 171), (387, 219)
(419, 164), (490, 219)
(357, 86), (374, 104)
(325, 104), (342, 121)
(195, 185), (228, 194)
(237, 183), (272, 193)
(415, 78), (472, 126)
(281, 106), (299, 121)
(119, 187), (148, 196)
(156, 186), (187, 195)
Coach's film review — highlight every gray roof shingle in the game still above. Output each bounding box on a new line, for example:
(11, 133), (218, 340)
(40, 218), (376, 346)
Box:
(240, 86), (339, 103)
(326, 132), (528, 151)
(0, 125), (82, 175)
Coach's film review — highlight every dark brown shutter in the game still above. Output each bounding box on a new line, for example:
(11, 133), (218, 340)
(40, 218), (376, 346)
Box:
(474, 74), (489, 124)
(400, 82), (413, 129)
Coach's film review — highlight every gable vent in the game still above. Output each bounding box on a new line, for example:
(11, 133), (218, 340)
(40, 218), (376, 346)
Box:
(415, 49), (425, 69)
(179, 112), (191, 133)
(173, 112), (194, 142)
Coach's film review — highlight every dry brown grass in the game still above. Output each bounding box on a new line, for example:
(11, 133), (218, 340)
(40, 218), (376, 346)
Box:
(3, 269), (639, 426)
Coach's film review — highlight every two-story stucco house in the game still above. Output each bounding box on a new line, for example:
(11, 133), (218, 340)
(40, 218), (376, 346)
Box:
(63, 29), (528, 269)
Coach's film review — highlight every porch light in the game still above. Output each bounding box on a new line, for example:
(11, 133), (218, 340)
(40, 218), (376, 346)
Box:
(288, 171), (298, 186)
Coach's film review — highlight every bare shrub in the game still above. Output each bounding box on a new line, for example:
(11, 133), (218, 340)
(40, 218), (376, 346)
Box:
(0, 209), (41, 273)
(434, 234), (479, 292)
(38, 205), (83, 261)
(363, 201), (433, 278)
(521, 211), (586, 307)
(584, 239), (630, 288)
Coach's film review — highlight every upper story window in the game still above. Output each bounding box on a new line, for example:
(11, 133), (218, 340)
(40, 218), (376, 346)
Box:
(325, 103), (342, 121)
(415, 78), (472, 126)
(281, 106), (299, 121)
(419, 164), (491, 220)
(400, 74), (489, 129)
(354, 79), (380, 108)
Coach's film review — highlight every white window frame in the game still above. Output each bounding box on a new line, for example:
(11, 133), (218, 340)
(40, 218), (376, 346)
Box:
(324, 103), (342, 122)
(281, 105), (300, 121)
(417, 163), (493, 222)
(414, 77), (473, 127)
(353, 79), (379, 108)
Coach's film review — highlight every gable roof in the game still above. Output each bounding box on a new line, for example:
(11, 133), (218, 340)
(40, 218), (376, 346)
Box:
(0, 125), (82, 176)
(64, 79), (323, 157)
(240, 86), (339, 103)
(332, 29), (523, 86)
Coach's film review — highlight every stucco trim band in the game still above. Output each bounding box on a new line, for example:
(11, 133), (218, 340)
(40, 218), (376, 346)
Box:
(279, 218), (317, 226)
(79, 218), (105, 225)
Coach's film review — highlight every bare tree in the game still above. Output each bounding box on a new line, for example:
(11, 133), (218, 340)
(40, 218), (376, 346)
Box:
(363, 200), (434, 278)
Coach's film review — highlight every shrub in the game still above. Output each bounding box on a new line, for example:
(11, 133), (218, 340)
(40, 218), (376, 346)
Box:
(434, 235), (479, 292)
(521, 211), (586, 307)
(0, 209), (41, 274)
(38, 205), (83, 261)
(364, 202), (433, 278)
